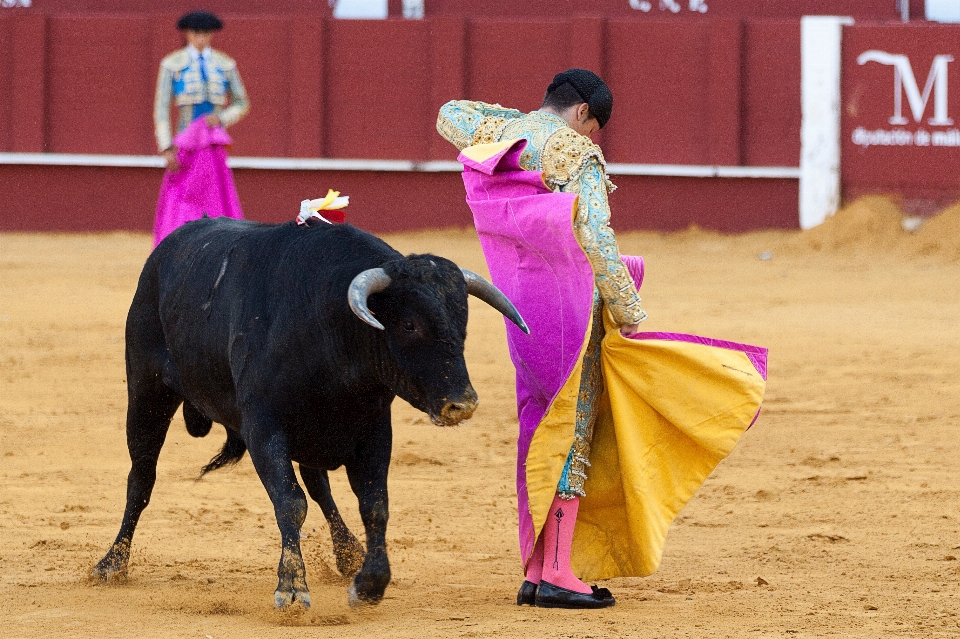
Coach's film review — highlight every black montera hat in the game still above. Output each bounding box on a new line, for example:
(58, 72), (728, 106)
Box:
(547, 68), (613, 129)
(177, 11), (223, 32)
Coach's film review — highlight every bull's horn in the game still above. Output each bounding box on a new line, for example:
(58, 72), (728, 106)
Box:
(461, 269), (530, 334)
(348, 268), (392, 330)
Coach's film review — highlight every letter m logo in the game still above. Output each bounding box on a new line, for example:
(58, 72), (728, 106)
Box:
(858, 50), (954, 126)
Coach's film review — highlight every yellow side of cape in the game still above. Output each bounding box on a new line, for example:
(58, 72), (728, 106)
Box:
(524, 316), (593, 555)
(572, 314), (766, 580)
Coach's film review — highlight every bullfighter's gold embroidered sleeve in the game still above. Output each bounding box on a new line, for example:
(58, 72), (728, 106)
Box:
(542, 129), (647, 326)
(437, 100), (524, 150)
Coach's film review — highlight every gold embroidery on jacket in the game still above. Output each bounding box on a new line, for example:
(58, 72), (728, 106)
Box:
(471, 116), (510, 146)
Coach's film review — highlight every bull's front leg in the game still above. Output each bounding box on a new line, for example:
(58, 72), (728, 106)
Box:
(244, 421), (311, 609)
(344, 414), (393, 606)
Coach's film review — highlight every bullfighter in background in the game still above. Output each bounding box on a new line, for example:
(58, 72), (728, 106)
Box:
(438, 69), (768, 609)
(152, 10), (249, 246)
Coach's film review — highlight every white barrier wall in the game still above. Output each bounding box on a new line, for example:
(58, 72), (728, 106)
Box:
(799, 15), (854, 230)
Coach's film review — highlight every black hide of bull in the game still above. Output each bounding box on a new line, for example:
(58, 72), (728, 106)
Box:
(92, 217), (525, 609)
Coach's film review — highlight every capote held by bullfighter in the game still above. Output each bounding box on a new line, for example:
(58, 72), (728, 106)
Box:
(91, 216), (528, 609)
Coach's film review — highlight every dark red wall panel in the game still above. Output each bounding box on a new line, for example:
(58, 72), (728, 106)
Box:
(325, 20), (433, 160)
(19, 0), (911, 21)
(45, 16), (155, 154)
(465, 20), (569, 114)
(604, 20), (711, 165)
(612, 175), (799, 232)
(0, 16), (13, 152)
(426, 0), (905, 20)
(842, 23), (960, 207)
(216, 17), (291, 157)
(707, 19), (743, 165)
(11, 13), (46, 152)
(22, 1), (334, 15)
(740, 20), (801, 167)
(0, 165), (797, 233)
(428, 16), (468, 160)
(289, 16), (325, 158)
(4, 12), (803, 168)
(234, 170), (475, 231)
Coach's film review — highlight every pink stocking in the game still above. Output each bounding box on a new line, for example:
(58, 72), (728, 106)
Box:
(540, 494), (591, 594)
(524, 533), (544, 584)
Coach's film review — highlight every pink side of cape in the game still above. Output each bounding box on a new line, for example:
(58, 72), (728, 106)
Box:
(460, 140), (595, 566)
(153, 117), (243, 247)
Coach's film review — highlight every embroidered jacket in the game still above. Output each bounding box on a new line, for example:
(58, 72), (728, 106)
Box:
(437, 100), (646, 326)
(154, 47), (250, 152)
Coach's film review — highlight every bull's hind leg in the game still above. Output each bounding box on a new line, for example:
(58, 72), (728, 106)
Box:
(299, 465), (365, 577)
(92, 381), (181, 582)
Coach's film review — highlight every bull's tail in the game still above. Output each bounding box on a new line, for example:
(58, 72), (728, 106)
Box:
(198, 428), (247, 478)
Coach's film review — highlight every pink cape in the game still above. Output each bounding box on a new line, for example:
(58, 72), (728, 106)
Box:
(153, 117), (243, 247)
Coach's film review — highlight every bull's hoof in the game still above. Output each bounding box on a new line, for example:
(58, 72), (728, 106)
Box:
(335, 540), (365, 578)
(347, 584), (369, 608)
(347, 575), (388, 607)
(90, 555), (128, 584)
(275, 588), (311, 610)
(347, 584), (387, 607)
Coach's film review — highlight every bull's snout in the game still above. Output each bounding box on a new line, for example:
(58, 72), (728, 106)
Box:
(432, 389), (479, 426)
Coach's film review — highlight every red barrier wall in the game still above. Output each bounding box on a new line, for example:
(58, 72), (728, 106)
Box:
(12, 11), (953, 233)
(0, 166), (799, 234)
(426, 0), (920, 21)
(842, 23), (960, 212)
(0, 12), (800, 167)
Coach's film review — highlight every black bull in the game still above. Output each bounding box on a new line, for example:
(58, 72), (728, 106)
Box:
(92, 217), (527, 608)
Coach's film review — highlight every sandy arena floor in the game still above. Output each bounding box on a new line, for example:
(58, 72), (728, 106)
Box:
(1, 197), (958, 638)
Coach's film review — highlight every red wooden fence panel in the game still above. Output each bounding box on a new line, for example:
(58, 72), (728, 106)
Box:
(2, 12), (804, 167)
(605, 19), (712, 165)
(326, 19), (433, 159)
(424, 0), (914, 21)
(741, 20), (802, 167)
(45, 15), (154, 154)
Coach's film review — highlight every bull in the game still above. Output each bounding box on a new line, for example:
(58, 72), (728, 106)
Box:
(91, 217), (527, 608)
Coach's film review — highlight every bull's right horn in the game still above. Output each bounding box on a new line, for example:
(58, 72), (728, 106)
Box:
(461, 269), (530, 334)
(348, 268), (392, 330)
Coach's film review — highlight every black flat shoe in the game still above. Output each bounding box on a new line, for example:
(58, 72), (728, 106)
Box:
(516, 580), (538, 606)
(534, 581), (616, 609)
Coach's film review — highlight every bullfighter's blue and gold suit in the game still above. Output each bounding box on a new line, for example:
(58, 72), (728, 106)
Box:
(437, 100), (647, 498)
(154, 45), (250, 152)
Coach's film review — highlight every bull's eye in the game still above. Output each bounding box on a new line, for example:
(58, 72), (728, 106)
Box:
(403, 321), (416, 332)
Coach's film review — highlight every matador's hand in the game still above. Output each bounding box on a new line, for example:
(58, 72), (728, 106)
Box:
(619, 322), (641, 337)
(162, 147), (180, 172)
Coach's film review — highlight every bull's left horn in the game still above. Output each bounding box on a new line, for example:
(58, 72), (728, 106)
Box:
(461, 269), (530, 334)
(348, 268), (392, 330)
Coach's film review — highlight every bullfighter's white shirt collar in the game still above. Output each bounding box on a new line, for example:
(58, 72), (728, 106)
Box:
(186, 44), (212, 61)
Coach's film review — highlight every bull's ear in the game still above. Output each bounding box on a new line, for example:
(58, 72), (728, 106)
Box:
(461, 269), (530, 334)
(348, 268), (392, 330)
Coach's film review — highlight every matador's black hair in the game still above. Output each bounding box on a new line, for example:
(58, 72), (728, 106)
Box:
(177, 11), (223, 32)
(542, 68), (613, 129)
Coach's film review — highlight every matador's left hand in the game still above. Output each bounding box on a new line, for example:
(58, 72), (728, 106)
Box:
(619, 322), (641, 336)
(204, 114), (222, 128)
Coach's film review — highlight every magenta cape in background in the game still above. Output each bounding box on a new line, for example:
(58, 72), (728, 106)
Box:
(153, 118), (243, 247)
(459, 139), (767, 578)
